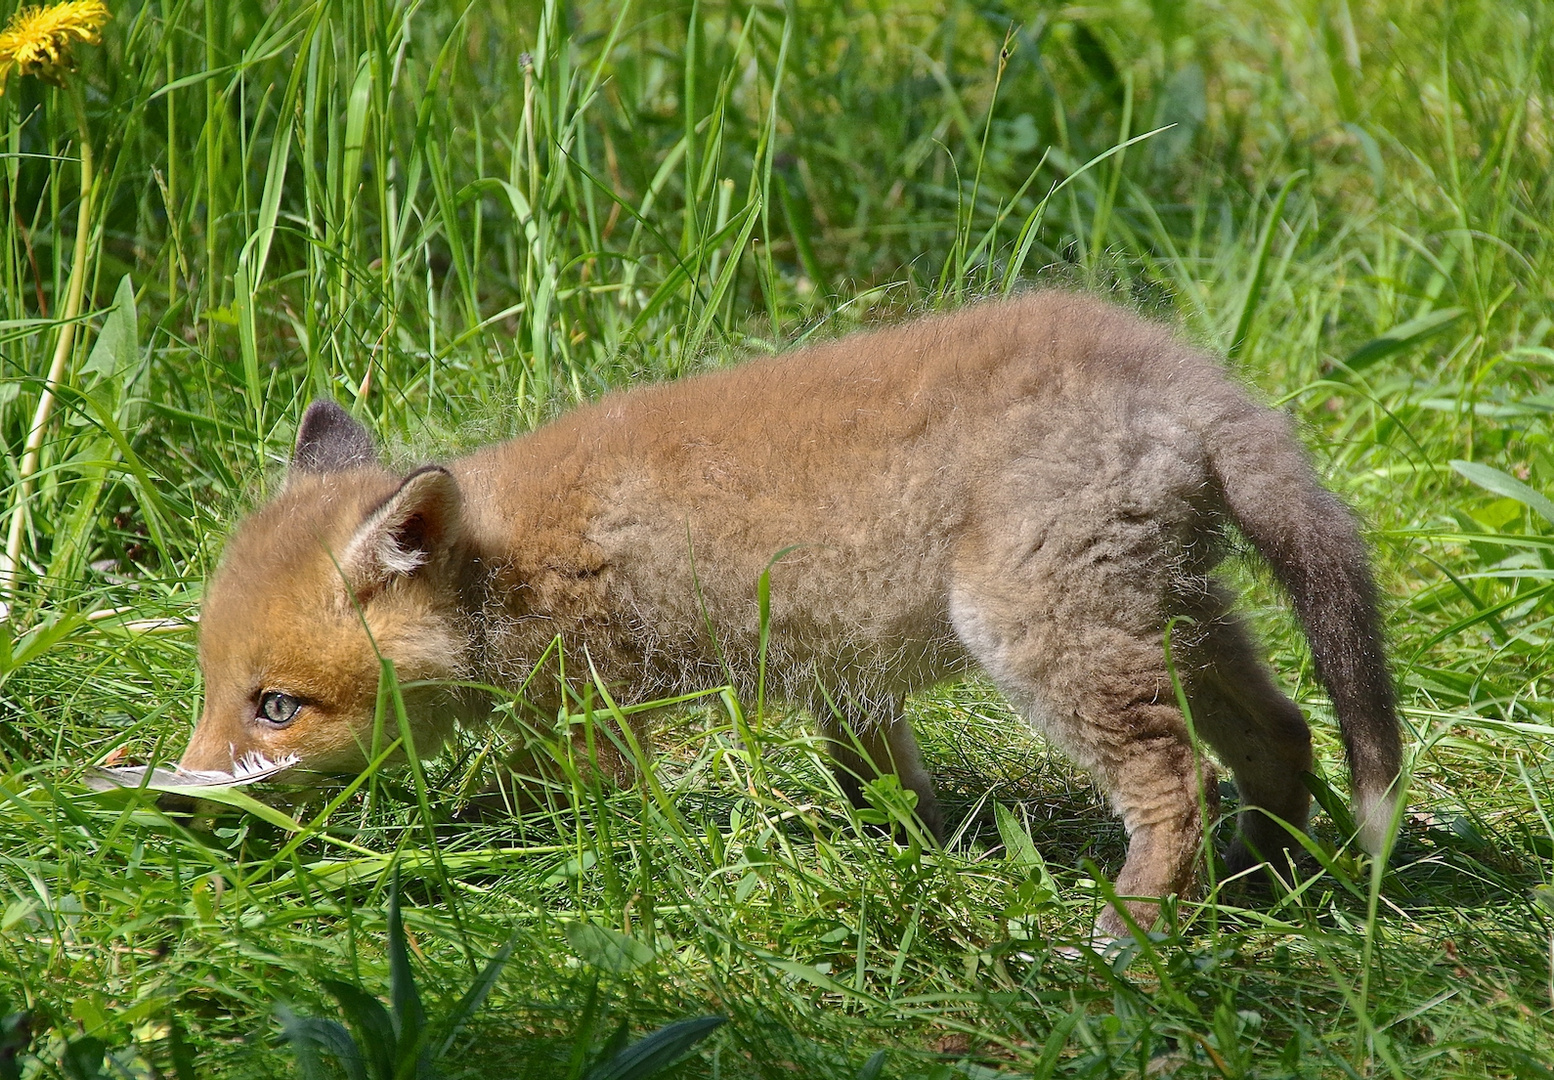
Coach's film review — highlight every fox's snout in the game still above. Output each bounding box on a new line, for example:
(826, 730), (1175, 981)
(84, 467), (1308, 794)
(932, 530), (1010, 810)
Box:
(178, 723), (236, 773)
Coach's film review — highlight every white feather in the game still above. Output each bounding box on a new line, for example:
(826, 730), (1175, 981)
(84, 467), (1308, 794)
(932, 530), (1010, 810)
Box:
(84, 751), (300, 792)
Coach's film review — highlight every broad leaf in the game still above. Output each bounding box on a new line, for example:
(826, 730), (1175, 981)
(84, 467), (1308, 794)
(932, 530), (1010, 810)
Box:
(584, 1016), (725, 1080)
(1338, 307), (1465, 374)
(1451, 460), (1554, 527)
(565, 921), (656, 974)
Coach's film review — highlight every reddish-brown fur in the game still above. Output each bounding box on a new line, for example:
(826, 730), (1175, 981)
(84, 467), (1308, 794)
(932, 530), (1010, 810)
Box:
(181, 292), (1403, 938)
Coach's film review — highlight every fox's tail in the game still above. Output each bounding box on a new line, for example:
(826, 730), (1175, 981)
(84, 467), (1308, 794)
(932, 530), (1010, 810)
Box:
(1204, 398), (1403, 853)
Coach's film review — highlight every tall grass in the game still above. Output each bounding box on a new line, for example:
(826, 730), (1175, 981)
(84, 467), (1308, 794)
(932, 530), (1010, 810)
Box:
(2, 0), (1552, 1076)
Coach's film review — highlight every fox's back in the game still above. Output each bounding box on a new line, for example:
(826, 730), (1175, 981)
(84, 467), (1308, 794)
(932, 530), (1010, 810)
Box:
(451, 293), (1238, 699)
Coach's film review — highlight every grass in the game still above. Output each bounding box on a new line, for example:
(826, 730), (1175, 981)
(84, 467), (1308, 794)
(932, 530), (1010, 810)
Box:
(2, 0), (1553, 1075)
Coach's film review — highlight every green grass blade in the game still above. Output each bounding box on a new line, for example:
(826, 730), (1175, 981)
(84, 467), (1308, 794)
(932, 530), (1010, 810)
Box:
(1451, 459), (1554, 526)
(1227, 170), (1304, 359)
(582, 1016), (725, 1080)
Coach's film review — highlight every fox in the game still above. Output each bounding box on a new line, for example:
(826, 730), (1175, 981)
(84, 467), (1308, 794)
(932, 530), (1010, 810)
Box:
(179, 291), (1403, 938)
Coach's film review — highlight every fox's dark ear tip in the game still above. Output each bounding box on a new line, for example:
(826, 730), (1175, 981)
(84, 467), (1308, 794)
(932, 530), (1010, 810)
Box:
(301, 398), (350, 425)
(293, 399), (378, 473)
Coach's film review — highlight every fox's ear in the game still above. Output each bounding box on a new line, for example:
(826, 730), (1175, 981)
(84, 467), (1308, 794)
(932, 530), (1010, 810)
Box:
(294, 400), (378, 473)
(340, 466), (462, 596)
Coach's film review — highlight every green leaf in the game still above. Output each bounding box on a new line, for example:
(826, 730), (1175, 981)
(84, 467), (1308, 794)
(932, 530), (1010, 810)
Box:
(165, 1011), (198, 1080)
(564, 921), (656, 974)
(320, 980), (395, 1080)
(1, 901), (37, 933)
(79, 276), (138, 385)
(765, 958), (854, 995)
(435, 934), (517, 1057)
(386, 870), (427, 1053)
(247, 114), (294, 287)
(583, 1016), (725, 1080)
(1301, 770), (1357, 835)
(60, 1037), (108, 1080)
(86, 782), (307, 834)
(278, 1008), (368, 1080)
(341, 56), (373, 220)
(0, 609), (88, 685)
(1228, 170), (1304, 359)
(1337, 307), (1465, 375)
(1451, 460), (1554, 526)
(994, 802), (1042, 867)
(543, 849), (597, 886)
(1033, 1010), (1082, 1080)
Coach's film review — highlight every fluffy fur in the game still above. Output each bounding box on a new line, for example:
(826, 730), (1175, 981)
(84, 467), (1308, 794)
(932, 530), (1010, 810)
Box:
(180, 292), (1404, 936)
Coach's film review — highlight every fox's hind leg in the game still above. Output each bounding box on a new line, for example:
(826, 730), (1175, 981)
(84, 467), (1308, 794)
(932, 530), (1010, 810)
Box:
(950, 573), (1218, 940)
(814, 691), (944, 844)
(1177, 588), (1314, 874)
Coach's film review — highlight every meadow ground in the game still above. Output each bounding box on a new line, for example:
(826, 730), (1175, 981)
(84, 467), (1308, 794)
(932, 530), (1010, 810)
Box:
(1, 0), (1553, 1076)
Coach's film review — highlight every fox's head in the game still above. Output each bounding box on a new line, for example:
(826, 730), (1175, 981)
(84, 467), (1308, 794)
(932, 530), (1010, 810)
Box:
(179, 401), (476, 778)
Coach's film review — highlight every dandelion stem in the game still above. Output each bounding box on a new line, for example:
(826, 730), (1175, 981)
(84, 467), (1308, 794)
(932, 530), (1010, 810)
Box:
(1, 81), (96, 613)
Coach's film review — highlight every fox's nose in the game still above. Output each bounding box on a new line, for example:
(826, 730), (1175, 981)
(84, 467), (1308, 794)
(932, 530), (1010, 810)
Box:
(178, 722), (235, 773)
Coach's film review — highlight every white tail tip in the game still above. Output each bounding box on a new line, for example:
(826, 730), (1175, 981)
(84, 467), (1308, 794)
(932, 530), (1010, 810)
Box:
(1355, 785), (1402, 856)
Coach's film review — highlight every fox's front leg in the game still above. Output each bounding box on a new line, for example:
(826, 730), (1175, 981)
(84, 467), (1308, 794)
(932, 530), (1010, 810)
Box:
(456, 708), (649, 818)
(814, 691), (944, 844)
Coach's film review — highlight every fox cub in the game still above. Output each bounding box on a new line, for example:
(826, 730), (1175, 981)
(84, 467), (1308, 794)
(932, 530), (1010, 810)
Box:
(181, 292), (1402, 936)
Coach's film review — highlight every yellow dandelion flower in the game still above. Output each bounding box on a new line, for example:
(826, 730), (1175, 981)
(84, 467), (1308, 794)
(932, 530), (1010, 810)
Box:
(0, 1), (110, 93)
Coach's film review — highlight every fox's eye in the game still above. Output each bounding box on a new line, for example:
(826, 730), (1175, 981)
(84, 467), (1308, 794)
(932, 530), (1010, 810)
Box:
(257, 691), (302, 727)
